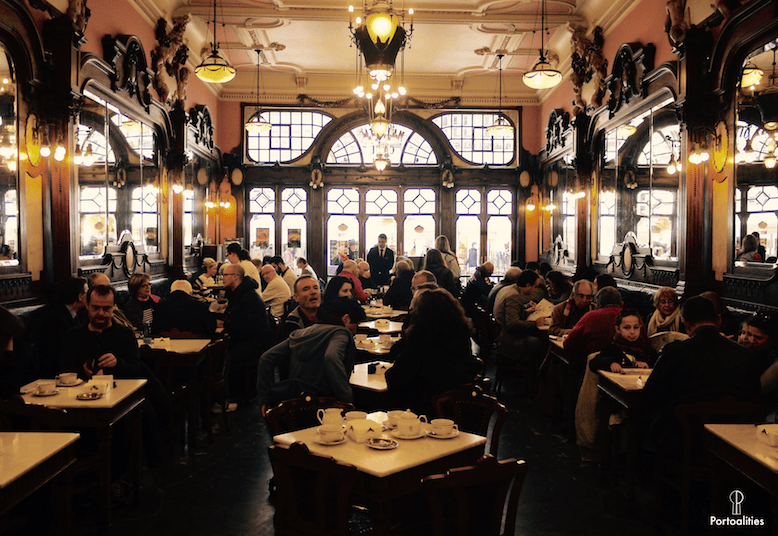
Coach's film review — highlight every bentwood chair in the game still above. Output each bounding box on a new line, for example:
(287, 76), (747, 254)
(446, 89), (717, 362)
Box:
(432, 384), (508, 456)
(648, 330), (688, 353)
(268, 441), (361, 536)
(654, 396), (762, 534)
(419, 455), (528, 536)
(265, 391), (355, 435)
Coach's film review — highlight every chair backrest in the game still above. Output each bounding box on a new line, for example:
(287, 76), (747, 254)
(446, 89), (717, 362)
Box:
(432, 384), (508, 456)
(268, 441), (359, 536)
(649, 330), (689, 352)
(0, 399), (69, 431)
(265, 391), (356, 435)
(421, 454), (528, 536)
(201, 337), (230, 387)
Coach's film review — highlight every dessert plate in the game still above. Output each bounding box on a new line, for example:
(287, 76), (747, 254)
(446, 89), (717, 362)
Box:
(33, 390), (59, 397)
(77, 392), (104, 400)
(366, 438), (398, 450)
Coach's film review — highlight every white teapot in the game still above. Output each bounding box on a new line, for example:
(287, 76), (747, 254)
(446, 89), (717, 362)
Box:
(397, 409), (427, 436)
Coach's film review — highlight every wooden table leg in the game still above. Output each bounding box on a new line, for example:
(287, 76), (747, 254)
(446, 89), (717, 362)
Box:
(131, 407), (143, 506)
(97, 426), (112, 530)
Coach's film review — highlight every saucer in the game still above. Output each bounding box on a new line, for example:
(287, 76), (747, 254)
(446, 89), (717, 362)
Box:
(57, 378), (84, 387)
(389, 428), (426, 440)
(313, 434), (346, 446)
(426, 428), (459, 440)
(366, 438), (398, 450)
(76, 392), (104, 401)
(33, 389), (59, 397)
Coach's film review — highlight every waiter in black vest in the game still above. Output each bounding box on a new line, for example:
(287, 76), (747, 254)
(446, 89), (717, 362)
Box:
(366, 233), (395, 287)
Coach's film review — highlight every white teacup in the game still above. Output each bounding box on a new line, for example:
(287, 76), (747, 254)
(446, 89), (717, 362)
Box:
(375, 319), (390, 329)
(431, 418), (458, 436)
(318, 424), (344, 442)
(385, 410), (405, 428)
(379, 334), (391, 343)
(345, 410), (367, 421)
(37, 380), (57, 395)
(317, 407), (344, 426)
(57, 372), (78, 385)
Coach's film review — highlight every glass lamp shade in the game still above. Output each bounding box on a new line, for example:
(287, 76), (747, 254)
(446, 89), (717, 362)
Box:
(366, 8), (398, 44)
(245, 111), (272, 134)
(374, 154), (390, 171)
(742, 63), (764, 88)
(195, 48), (237, 84)
(523, 58), (562, 90)
(765, 154), (777, 169)
(486, 116), (514, 137)
(372, 117), (390, 139)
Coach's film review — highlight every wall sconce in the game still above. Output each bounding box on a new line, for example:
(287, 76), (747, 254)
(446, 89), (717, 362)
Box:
(526, 196), (537, 211)
(441, 168), (454, 189)
(543, 200), (555, 212)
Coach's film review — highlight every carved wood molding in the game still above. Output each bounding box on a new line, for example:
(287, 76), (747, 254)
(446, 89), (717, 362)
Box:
(189, 105), (215, 151)
(570, 26), (607, 116)
(603, 43), (656, 119)
(545, 108), (570, 155)
(102, 35), (153, 113)
(0, 273), (32, 303)
(151, 16), (190, 108)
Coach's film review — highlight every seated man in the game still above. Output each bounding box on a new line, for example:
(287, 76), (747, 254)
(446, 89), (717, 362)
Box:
(261, 264), (292, 318)
(271, 256), (298, 293)
(152, 280), (216, 337)
(486, 267), (520, 315)
(461, 263), (494, 317)
(383, 259), (414, 309)
(39, 276), (88, 378)
(497, 270), (546, 360)
(296, 257), (317, 281)
(257, 297), (367, 413)
(340, 260), (369, 302)
(358, 261), (376, 290)
(642, 296), (761, 455)
(278, 275), (328, 342)
(549, 279), (594, 336)
(563, 287), (623, 367)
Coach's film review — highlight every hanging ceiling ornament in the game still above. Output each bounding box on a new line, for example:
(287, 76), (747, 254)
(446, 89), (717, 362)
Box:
(523, 0), (562, 90)
(245, 49), (272, 134)
(195, 0), (236, 84)
(487, 54), (514, 138)
(755, 48), (778, 131)
(349, 1), (413, 149)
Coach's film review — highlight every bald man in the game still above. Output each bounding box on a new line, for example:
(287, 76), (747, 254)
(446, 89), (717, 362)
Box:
(152, 279), (216, 337)
(340, 260), (369, 302)
(261, 264), (291, 318)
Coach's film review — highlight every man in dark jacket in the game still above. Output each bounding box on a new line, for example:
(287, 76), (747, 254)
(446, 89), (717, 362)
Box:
(257, 297), (366, 414)
(366, 233), (394, 286)
(152, 280), (216, 337)
(39, 276), (87, 377)
(642, 296), (761, 455)
(219, 264), (270, 407)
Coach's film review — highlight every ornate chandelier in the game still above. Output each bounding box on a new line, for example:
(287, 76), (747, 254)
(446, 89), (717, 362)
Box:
(195, 0), (236, 84)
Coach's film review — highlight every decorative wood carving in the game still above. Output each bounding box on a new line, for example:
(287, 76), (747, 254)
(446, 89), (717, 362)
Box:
(0, 274), (32, 303)
(189, 105), (215, 150)
(102, 35), (153, 112)
(545, 109), (570, 154)
(664, 0), (689, 47)
(570, 26), (607, 115)
(151, 16), (190, 108)
(604, 43), (656, 118)
(67, 0), (91, 34)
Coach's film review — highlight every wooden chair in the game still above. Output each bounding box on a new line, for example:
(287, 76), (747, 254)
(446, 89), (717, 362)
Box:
(654, 396), (763, 534)
(432, 384), (508, 456)
(139, 344), (199, 449)
(268, 441), (360, 536)
(420, 455), (528, 536)
(472, 305), (501, 373)
(265, 391), (355, 435)
(198, 337), (230, 443)
(648, 330), (688, 352)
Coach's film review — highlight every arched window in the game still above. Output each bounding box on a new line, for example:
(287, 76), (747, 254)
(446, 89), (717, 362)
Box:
(432, 112), (515, 165)
(245, 110), (332, 163)
(326, 124), (437, 166)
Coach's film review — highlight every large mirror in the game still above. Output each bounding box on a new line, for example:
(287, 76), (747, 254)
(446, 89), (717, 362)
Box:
(545, 153), (576, 270)
(0, 43), (18, 268)
(77, 89), (160, 264)
(597, 94), (680, 263)
(735, 39), (778, 266)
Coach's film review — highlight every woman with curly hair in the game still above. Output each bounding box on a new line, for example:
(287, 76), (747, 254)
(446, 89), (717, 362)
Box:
(321, 276), (353, 309)
(385, 289), (479, 415)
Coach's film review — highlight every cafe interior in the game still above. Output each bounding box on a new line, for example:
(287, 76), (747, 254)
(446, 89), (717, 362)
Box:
(1, 0), (778, 534)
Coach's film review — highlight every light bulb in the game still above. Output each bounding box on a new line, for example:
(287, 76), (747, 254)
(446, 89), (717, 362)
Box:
(40, 145), (51, 158)
(398, 86), (407, 96)
(54, 145), (66, 162)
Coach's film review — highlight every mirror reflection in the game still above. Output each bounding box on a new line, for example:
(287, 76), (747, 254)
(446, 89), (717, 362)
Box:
(0, 43), (18, 266)
(78, 89), (160, 261)
(598, 95), (679, 261)
(736, 39), (778, 265)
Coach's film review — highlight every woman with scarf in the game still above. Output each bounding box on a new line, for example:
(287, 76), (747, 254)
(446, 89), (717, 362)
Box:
(647, 287), (684, 336)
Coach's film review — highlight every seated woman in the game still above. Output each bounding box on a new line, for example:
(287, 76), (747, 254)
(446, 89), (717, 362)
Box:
(192, 257), (218, 300)
(422, 249), (460, 298)
(545, 270), (573, 305)
(122, 273), (159, 331)
(736, 234), (763, 263)
(322, 276), (353, 309)
(647, 286), (683, 336)
(385, 289), (479, 416)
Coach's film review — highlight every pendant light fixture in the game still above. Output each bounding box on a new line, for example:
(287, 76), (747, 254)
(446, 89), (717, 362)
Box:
(245, 49), (272, 134)
(523, 0), (562, 90)
(755, 48), (778, 131)
(487, 54), (514, 138)
(195, 0), (236, 84)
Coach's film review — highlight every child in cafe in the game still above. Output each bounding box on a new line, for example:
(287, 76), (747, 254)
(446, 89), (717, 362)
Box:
(589, 309), (657, 374)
